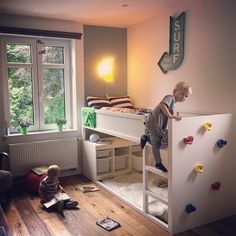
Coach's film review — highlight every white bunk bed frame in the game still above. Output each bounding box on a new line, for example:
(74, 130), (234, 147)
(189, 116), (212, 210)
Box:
(82, 109), (236, 234)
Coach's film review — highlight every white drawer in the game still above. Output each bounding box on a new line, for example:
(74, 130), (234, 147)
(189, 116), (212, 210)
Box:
(115, 154), (128, 170)
(132, 154), (142, 172)
(97, 149), (112, 158)
(132, 151), (142, 157)
(97, 157), (112, 174)
(132, 145), (142, 153)
(115, 147), (129, 156)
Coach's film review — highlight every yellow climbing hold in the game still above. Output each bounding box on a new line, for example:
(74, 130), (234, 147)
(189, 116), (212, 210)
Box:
(203, 122), (212, 131)
(194, 164), (204, 173)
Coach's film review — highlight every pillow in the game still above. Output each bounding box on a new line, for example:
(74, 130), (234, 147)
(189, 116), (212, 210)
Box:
(108, 96), (134, 109)
(87, 96), (111, 109)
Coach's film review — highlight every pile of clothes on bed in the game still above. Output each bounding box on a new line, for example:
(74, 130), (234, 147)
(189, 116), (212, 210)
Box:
(100, 107), (151, 115)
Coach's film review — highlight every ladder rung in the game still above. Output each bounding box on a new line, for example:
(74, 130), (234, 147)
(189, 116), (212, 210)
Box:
(145, 166), (168, 178)
(145, 190), (168, 205)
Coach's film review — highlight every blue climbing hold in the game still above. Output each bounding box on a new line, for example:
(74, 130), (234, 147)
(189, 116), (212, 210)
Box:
(217, 139), (227, 148)
(185, 204), (196, 213)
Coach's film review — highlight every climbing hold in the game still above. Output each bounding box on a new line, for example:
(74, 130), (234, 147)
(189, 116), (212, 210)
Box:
(203, 122), (213, 131)
(185, 204), (196, 213)
(183, 136), (194, 144)
(216, 139), (227, 148)
(194, 164), (204, 173)
(211, 182), (221, 191)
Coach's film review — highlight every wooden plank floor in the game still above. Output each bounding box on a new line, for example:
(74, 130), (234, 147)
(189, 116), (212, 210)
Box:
(3, 175), (236, 236)
(5, 175), (169, 236)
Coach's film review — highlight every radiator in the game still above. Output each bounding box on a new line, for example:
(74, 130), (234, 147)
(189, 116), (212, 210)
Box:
(9, 138), (78, 177)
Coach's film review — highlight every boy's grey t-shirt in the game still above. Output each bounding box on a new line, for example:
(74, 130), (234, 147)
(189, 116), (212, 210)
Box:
(146, 95), (175, 132)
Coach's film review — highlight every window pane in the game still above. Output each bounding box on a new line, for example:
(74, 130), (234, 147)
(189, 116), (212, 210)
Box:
(43, 68), (65, 124)
(42, 46), (64, 64)
(8, 68), (34, 127)
(6, 44), (32, 63)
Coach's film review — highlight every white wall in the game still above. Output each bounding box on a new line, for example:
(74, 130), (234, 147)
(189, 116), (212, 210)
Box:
(127, 0), (236, 114)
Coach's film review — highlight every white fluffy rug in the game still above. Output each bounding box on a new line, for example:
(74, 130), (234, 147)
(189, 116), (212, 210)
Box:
(101, 172), (168, 217)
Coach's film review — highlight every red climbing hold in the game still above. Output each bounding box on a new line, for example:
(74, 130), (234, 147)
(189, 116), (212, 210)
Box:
(211, 182), (221, 191)
(183, 136), (194, 144)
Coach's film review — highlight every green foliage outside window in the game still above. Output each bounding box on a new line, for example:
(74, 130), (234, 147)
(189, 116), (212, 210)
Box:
(43, 68), (65, 124)
(6, 43), (66, 129)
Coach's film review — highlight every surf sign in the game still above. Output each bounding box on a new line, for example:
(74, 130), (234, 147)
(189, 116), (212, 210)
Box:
(158, 12), (185, 74)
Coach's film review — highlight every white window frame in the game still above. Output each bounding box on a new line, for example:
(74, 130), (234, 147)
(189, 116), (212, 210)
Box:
(1, 35), (72, 133)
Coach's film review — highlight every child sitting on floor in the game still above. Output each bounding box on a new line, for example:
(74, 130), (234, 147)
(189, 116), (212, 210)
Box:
(140, 81), (192, 172)
(39, 165), (78, 213)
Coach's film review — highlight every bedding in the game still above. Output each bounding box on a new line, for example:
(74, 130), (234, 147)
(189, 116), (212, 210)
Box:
(100, 107), (137, 113)
(87, 96), (111, 109)
(86, 95), (135, 109)
(108, 95), (134, 109)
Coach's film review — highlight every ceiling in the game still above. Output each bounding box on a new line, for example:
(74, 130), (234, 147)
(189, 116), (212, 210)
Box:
(0, 0), (182, 28)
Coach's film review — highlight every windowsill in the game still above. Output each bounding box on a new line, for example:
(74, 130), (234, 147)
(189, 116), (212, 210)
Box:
(3, 129), (79, 140)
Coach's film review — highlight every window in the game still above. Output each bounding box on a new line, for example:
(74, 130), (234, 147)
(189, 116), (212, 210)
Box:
(1, 36), (72, 133)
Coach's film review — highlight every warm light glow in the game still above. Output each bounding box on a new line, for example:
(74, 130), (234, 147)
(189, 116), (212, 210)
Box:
(97, 57), (114, 82)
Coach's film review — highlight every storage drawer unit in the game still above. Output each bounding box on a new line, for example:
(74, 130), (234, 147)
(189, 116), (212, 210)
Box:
(132, 152), (142, 172)
(83, 137), (135, 181)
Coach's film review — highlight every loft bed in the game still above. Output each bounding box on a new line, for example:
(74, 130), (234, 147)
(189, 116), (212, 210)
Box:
(82, 107), (235, 234)
(90, 108), (147, 142)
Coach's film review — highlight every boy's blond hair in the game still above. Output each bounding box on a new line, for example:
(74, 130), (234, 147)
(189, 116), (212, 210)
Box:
(47, 165), (60, 177)
(174, 81), (192, 95)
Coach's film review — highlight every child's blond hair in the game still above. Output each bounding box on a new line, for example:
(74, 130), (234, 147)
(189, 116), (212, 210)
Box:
(174, 81), (192, 95)
(47, 165), (60, 177)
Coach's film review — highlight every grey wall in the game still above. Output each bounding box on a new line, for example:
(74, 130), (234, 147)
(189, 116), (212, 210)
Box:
(84, 25), (127, 100)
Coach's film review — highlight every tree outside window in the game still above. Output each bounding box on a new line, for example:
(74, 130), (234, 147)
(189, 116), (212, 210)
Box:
(2, 37), (71, 133)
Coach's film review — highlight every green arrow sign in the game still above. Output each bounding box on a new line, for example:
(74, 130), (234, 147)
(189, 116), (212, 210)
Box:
(158, 12), (185, 74)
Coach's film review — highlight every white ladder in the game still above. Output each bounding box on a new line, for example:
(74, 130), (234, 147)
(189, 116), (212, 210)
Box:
(143, 145), (168, 213)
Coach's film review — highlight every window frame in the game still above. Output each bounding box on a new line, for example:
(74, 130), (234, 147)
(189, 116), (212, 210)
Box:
(1, 35), (73, 133)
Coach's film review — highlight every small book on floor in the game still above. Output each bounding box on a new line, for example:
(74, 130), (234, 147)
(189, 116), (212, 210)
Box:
(79, 184), (99, 193)
(44, 192), (70, 208)
(32, 166), (48, 175)
(96, 217), (121, 231)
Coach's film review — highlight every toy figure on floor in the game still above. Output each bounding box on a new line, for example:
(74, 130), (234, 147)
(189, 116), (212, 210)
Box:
(39, 165), (78, 215)
(140, 81), (192, 172)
